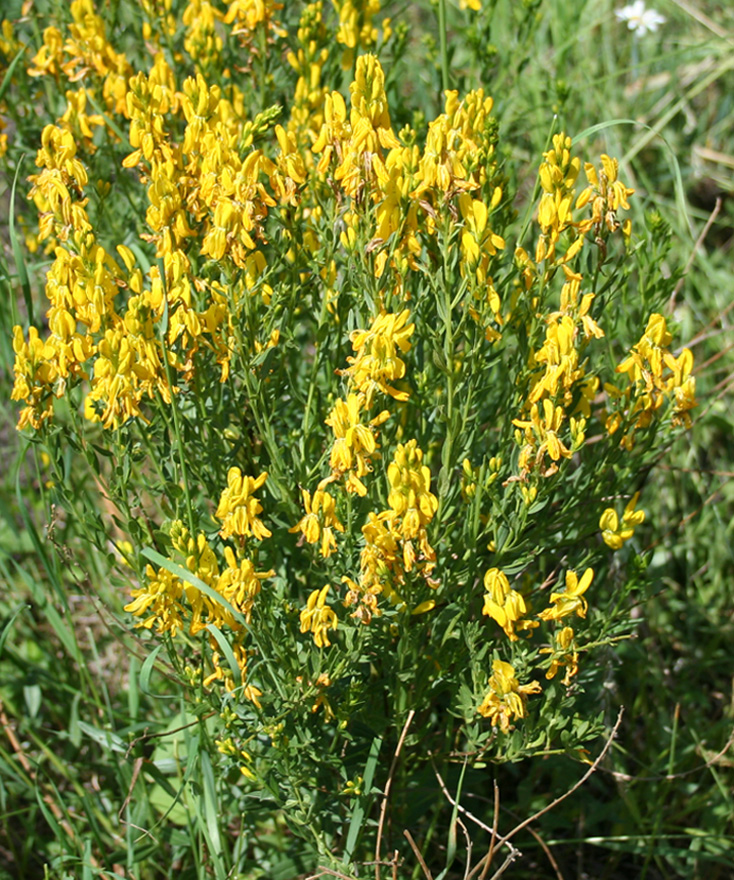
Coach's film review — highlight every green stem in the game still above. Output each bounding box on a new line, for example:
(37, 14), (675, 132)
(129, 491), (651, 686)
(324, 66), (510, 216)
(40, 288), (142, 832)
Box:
(301, 288), (330, 444)
(157, 264), (197, 538)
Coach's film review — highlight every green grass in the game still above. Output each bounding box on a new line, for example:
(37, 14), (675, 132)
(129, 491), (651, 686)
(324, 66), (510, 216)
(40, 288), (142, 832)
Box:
(1, 0), (734, 877)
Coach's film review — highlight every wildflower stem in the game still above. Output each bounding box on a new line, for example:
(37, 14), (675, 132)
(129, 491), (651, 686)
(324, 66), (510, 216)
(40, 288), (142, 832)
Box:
(156, 265), (196, 538)
(301, 289), (330, 445)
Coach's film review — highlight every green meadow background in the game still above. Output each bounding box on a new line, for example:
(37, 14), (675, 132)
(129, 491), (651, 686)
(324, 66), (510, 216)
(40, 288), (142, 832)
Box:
(1, 1), (733, 877)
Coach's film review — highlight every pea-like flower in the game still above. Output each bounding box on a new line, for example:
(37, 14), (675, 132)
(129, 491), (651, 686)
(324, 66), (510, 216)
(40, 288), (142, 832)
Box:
(600, 492), (645, 549)
(300, 585), (338, 648)
(482, 567), (528, 641)
(538, 568), (594, 621)
(477, 660), (541, 732)
(216, 468), (272, 541)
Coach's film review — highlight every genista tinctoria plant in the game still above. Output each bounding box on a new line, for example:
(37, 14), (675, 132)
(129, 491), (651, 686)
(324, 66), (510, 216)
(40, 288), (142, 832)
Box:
(3, 0), (696, 874)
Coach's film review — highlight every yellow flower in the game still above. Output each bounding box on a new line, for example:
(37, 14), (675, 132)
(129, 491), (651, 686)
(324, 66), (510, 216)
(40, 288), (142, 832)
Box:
(477, 660), (541, 732)
(216, 468), (271, 541)
(481, 568), (528, 641)
(458, 191), (505, 281)
(513, 398), (572, 476)
(333, 1), (381, 67)
(386, 440), (438, 539)
(300, 585), (338, 648)
(610, 314), (697, 446)
(600, 492), (645, 549)
(125, 564), (185, 637)
(539, 626), (579, 685)
(576, 154), (635, 234)
(289, 486), (345, 557)
(534, 133), (580, 263)
(216, 547), (274, 624)
(415, 89), (495, 199)
(538, 567), (594, 621)
(325, 393), (389, 494)
(344, 310), (415, 404)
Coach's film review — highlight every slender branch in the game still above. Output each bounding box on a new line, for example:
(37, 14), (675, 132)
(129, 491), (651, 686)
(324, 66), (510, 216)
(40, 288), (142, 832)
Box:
(306, 870), (358, 880)
(487, 853), (518, 879)
(478, 781), (500, 880)
(457, 816), (473, 880)
(437, 709), (624, 879)
(404, 829), (434, 880)
(375, 710), (415, 880)
(500, 708), (624, 846)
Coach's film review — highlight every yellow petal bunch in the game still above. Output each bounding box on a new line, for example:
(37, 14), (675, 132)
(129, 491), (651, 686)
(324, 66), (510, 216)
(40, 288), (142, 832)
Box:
(12, 124), (175, 430)
(482, 564), (592, 670)
(477, 660), (541, 733)
(57, 88), (105, 153)
(535, 133), (583, 264)
(576, 153), (635, 237)
(508, 136), (648, 494)
(294, 304), (415, 629)
(332, 0), (385, 69)
(600, 492), (645, 549)
(224, 0), (284, 38)
(300, 585), (338, 647)
(482, 568), (534, 641)
(313, 53), (400, 200)
(28, 0), (132, 115)
(285, 3), (329, 142)
(343, 440), (438, 624)
(534, 135), (635, 266)
(416, 89), (497, 199)
(125, 513), (273, 704)
(539, 626), (578, 686)
(343, 309), (415, 405)
(290, 485), (345, 558)
(325, 393), (390, 496)
(216, 469), (272, 542)
(538, 568), (594, 621)
(609, 313), (697, 447)
(386, 440), (438, 560)
(313, 62), (504, 286)
(182, 0), (224, 68)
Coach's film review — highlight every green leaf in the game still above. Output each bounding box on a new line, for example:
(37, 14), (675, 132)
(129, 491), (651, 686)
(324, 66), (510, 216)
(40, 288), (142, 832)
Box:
(0, 47), (25, 104)
(206, 623), (242, 689)
(344, 734), (382, 862)
(77, 722), (127, 754)
(139, 643), (167, 696)
(23, 683), (42, 719)
(0, 604), (28, 658)
(9, 157), (31, 326)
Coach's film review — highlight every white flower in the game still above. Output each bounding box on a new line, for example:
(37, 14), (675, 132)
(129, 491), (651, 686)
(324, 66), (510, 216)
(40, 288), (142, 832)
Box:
(616, 1), (666, 36)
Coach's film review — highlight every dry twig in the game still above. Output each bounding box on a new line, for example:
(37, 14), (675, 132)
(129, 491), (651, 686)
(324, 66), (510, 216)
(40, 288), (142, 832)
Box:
(434, 710), (624, 878)
(404, 829), (434, 880)
(375, 709), (415, 880)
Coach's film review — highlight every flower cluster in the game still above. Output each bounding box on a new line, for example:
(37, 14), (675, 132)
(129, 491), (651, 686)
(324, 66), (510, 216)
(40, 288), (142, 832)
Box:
(607, 313), (697, 448)
(477, 660), (541, 733)
(216, 469), (272, 542)
(344, 439), (438, 624)
(125, 514), (273, 704)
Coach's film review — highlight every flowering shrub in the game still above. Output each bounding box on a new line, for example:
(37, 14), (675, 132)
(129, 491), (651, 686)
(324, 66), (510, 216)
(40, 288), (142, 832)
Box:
(2, 0), (696, 873)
